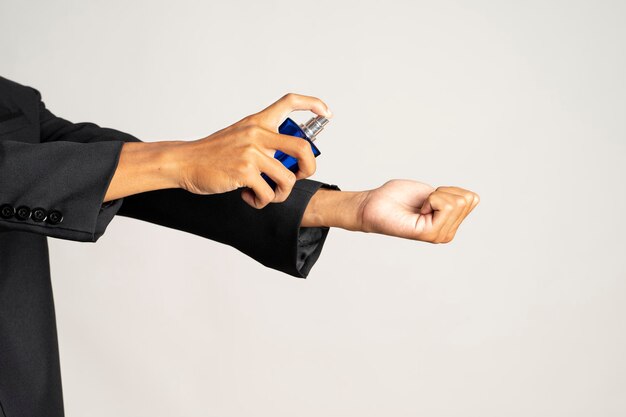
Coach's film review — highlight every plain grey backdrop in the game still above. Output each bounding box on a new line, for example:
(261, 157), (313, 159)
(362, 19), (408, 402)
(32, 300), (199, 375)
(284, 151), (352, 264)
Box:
(1, 0), (625, 415)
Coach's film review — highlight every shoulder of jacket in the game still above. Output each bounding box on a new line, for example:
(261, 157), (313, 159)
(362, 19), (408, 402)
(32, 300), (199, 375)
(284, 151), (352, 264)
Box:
(0, 76), (41, 99)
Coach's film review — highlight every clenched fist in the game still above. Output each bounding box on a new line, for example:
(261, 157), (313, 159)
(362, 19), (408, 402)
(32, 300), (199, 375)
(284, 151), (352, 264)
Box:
(176, 93), (332, 209)
(357, 180), (480, 243)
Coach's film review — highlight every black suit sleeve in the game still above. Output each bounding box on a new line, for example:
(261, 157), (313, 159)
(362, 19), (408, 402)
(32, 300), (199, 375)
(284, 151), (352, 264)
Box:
(0, 90), (125, 242)
(28, 87), (340, 278)
(116, 182), (340, 278)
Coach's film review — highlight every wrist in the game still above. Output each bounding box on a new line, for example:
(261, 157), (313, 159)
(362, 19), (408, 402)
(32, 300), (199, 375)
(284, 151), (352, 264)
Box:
(130, 140), (185, 190)
(157, 140), (191, 189)
(104, 140), (185, 202)
(301, 188), (368, 231)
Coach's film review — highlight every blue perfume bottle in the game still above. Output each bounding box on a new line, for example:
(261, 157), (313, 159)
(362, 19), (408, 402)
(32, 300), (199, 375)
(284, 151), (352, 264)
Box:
(261, 115), (329, 190)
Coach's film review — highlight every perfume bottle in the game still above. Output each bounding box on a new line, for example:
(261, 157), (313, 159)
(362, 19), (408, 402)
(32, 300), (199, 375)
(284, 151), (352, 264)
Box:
(261, 115), (329, 190)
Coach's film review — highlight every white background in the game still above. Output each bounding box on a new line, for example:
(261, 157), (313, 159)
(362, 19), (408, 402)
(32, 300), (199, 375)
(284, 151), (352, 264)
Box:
(2, 0), (625, 415)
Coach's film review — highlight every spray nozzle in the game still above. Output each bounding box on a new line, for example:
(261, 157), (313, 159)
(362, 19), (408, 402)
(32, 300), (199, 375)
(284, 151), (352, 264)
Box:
(300, 116), (329, 142)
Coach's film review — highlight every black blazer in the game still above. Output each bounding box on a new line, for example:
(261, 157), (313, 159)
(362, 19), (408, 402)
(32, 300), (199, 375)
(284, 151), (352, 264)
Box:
(0, 76), (340, 416)
(0, 75), (341, 277)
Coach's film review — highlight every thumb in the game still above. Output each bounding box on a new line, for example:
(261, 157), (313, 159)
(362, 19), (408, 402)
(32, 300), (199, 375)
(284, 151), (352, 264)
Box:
(257, 93), (332, 129)
(422, 191), (452, 226)
(420, 196), (433, 215)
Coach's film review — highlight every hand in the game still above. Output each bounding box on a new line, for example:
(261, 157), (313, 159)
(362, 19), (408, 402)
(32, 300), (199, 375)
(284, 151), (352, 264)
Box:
(176, 93), (332, 209)
(357, 179), (480, 243)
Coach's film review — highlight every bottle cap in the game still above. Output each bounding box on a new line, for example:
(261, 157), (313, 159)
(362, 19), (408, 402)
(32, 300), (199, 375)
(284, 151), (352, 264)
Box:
(300, 116), (329, 142)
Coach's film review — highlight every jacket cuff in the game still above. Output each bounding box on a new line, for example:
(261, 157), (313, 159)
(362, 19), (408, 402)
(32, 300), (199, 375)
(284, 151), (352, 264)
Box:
(0, 140), (125, 242)
(291, 181), (341, 278)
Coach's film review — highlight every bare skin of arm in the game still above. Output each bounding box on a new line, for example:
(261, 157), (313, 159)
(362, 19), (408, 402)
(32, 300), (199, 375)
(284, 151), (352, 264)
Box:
(104, 93), (479, 243)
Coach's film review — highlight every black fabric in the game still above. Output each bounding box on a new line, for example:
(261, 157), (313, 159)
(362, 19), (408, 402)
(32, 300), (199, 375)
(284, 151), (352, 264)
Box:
(0, 75), (340, 416)
(116, 181), (338, 279)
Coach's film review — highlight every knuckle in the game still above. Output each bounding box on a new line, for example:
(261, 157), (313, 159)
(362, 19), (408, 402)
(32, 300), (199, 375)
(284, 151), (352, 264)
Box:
(299, 163), (315, 178)
(245, 124), (263, 139)
(455, 196), (466, 208)
(237, 160), (255, 175)
(275, 171), (296, 196)
(243, 113), (260, 126)
(275, 189), (290, 203)
(425, 232), (439, 243)
(242, 143), (261, 159)
(282, 92), (297, 102)
(285, 170), (297, 185)
(297, 139), (311, 154)
(444, 203), (454, 212)
(239, 114), (252, 124)
(262, 190), (275, 207)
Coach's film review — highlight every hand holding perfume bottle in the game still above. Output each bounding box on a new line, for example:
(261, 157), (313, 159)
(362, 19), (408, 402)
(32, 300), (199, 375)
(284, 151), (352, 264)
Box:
(149, 93), (331, 210)
(261, 115), (329, 190)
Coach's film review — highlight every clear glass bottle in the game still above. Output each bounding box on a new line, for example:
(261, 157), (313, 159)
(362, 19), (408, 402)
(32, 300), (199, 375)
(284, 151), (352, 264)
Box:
(261, 115), (329, 190)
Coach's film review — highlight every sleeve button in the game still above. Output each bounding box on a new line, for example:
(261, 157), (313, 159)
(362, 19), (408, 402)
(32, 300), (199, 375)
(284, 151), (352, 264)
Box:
(15, 206), (31, 221)
(0, 204), (15, 219)
(32, 207), (48, 222)
(47, 210), (63, 225)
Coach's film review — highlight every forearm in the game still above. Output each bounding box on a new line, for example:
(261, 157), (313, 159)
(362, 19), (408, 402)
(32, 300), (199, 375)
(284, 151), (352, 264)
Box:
(301, 188), (366, 231)
(105, 140), (366, 233)
(104, 141), (185, 202)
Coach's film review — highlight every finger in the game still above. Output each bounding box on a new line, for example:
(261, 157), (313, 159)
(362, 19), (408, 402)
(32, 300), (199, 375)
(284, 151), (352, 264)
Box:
(449, 192), (480, 241)
(436, 187), (480, 241)
(420, 198), (432, 215)
(241, 170), (276, 209)
(256, 152), (297, 203)
(436, 187), (474, 240)
(436, 192), (463, 243)
(437, 186), (478, 215)
(259, 131), (317, 178)
(446, 196), (471, 242)
(470, 192), (481, 211)
(429, 190), (462, 243)
(423, 192), (450, 242)
(418, 198), (432, 230)
(255, 93), (332, 129)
